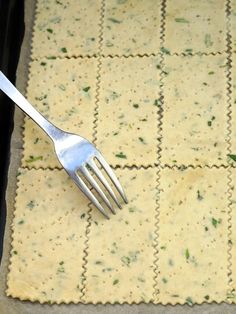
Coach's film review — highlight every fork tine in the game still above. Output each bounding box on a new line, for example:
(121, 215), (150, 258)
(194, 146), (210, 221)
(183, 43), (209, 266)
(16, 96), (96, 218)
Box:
(88, 159), (122, 209)
(79, 165), (116, 214)
(70, 172), (110, 219)
(95, 153), (128, 204)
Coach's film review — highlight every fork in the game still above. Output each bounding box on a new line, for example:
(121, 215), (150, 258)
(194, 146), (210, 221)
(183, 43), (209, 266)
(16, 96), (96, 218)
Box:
(0, 71), (128, 218)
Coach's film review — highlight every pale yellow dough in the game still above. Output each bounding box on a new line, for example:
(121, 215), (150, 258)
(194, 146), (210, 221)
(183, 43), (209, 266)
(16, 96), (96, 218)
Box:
(158, 168), (228, 304)
(161, 55), (228, 166)
(22, 58), (97, 168)
(164, 0), (226, 54)
(102, 0), (161, 56)
(96, 56), (161, 166)
(7, 169), (90, 303)
(31, 0), (101, 58)
(84, 168), (157, 303)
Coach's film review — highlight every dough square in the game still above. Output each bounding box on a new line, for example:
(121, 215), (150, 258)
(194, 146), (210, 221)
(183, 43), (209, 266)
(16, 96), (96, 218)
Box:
(157, 168), (228, 304)
(161, 55), (228, 166)
(31, 0), (100, 58)
(96, 56), (161, 167)
(22, 58), (97, 168)
(7, 169), (90, 303)
(101, 0), (161, 56)
(83, 168), (157, 303)
(164, 0), (226, 54)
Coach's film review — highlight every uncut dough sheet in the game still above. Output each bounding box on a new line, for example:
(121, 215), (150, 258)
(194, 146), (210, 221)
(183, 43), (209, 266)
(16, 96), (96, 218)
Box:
(6, 0), (236, 305)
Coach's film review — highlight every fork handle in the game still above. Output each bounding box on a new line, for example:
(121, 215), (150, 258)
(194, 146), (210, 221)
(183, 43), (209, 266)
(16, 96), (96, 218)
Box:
(0, 71), (62, 141)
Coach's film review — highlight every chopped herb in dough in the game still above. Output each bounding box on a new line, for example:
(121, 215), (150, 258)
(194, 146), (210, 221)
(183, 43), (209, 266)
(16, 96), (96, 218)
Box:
(27, 200), (35, 209)
(154, 99), (161, 106)
(25, 156), (43, 163)
(175, 18), (189, 23)
(58, 84), (66, 91)
(46, 28), (53, 33)
(40, 62), (46, 66)
(138, 137), (146, 144)
(83, 86), (91, 92)
(115, 152), (127, 159)
(46, 56), (56, 59)
(160, 47), (170, 55)
(108, 17), (122, 24)
(204, 34), (213, 48)
(60, 47), (67, 53)
(197, 190), (203, 201)
(17, 220), (24, 225)
(133, 104), (139, 108)
(186, 297), (193, 306)
(113, 279), (119, 285)
(228, 154), (236, 162)
(212, 217), (221, 228)
(185, 248), (190, 260)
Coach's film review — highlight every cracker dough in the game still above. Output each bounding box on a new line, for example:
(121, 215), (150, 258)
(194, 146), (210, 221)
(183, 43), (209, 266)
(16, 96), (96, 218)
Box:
(102, 0), (161, 56)
(157, 168), (228, 304)
(22, 58), (97, 168)
(7, 169), (90, 303)
(31, 0), (101, 58)
(161, 54), (228, 166)
(164, 0), (226, 54)
(96, 56), (161, 167)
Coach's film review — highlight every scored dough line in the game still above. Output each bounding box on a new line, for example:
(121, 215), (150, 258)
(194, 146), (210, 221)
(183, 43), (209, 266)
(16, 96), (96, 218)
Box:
(225, 0), (234, 302)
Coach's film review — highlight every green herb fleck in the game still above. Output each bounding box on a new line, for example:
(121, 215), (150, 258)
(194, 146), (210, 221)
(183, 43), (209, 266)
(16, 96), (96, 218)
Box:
(154, 98), (161, 106)
(207, 116), (215, 127)
(108, 17), (122, 24)
(185, 248), (190, 260)
(204, 34), (213, 48)
(40, 62), (46, 66)
(138, 137), (145, 144)
(59, 261), (64, 265)
(228, 154), (236, 162)
(46, 56), (56, 60)
(83, 86), (90, 92)
(160, 246), (166, 250)
(18, 220), (24, 225)
(204, 295), (210, 300)
(115, 152), (127, 159)
(197, 190), (203, 201)
(113, 279), (119, 285)
(34, 138), (39, 144)
(13, 250), (18, 255)
(208, 71), (215, 75)
(26, 155), (43, 163)
(46, 28), (53, 33)
(160, 47), (170, 55)
(133, 104), (139, 108)
(186, 297), (193, 306)
(175, 17), (189, 23)
(162, 277), (168, 284)
(185, 48), (193, 53)
(80, 213), (86, 219)
(212, 217), (221, 228)
(58, 84), (66, 91)
(60, 47), (67, 53)
(27, 200), (35, 209)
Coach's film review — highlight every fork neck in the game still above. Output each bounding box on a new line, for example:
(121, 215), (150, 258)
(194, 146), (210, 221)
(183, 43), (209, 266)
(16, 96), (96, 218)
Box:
(0, 71), (63, 142)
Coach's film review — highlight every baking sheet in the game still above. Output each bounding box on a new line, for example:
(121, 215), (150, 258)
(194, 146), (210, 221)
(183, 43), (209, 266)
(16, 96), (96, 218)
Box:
(0, 0), (236, 313)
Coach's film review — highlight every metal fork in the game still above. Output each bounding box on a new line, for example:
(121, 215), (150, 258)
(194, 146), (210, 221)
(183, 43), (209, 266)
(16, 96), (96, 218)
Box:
(0, 71), (128, 218)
